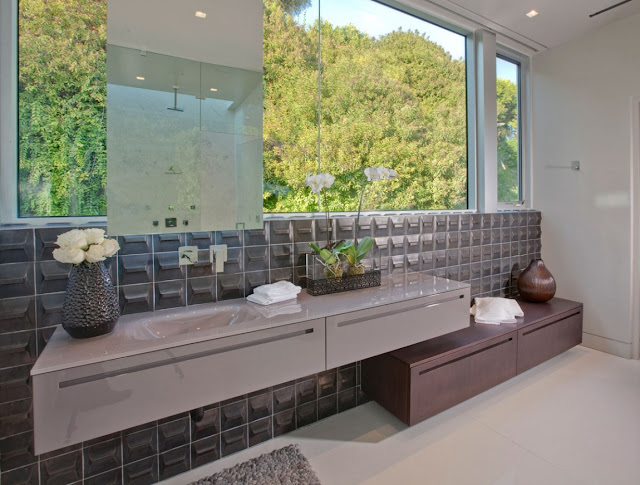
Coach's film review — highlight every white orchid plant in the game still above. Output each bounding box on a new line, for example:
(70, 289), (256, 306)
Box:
(53, 228), (120, 265)
(305, 166), (398, 278)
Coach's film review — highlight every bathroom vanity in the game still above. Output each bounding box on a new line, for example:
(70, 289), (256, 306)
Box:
(31, 272), (470, 454)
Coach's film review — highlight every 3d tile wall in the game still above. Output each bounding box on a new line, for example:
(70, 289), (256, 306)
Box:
(0, 211), (542, 484)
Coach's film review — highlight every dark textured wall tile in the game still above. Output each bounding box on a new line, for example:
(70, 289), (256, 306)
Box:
(0, 230), (34, 264)
(447, 214), (459, 232)
(434, 215), (447, 233)
(270, 244), (293, 269)
(270, 221), (293, 245)
(314, 219), (335, 244)
(124, 455), (158, 485)
(40, 450), (82, 485)
(244, 228), (268, 247)
(338, 388), (357, 412)
(294, 242), (313, 267)
(119, 284), (153, 315)
(273, 385), (295, 413)
(85, 468), (122, 485)
(123, 426), (157, 465)
(191, 404), (220, 441)
(318, 395), (338, 421)
(1, 462), (39, 485)
(273, 409), (295, 437)
(248, 391), (272, 422)
(0, 430), (36, 472)
(36, 327), (56, 357)
(83, 437), (122, 479)
(248, 417), (271, 448)
(154, 252), (184, 282)
(117, 235), (152, 255)
(0, 263), (34, 299)
(36, 293), (64, 329)
(0, 297), (35, 333)
(420, 215), (434, 233)
(269, 268), (293, 285)
(153, 233), (185, 253)
(118, 254), (153, 286)
(0, 331), (36, 369)
(35, 228), (71, 261)
(293, 220), (314, 243)
(221, 247), (243, 275)
(159, 445), (190, 481)
(186, 231), (216, 249)
(296, 378), (317, 406)
(244, 246), (268, 273)
(216, 230), (243, 248)
(245, 271), (268, 295)
(155, 280), (186, 310)
(221, 425), (247, 457)
(158, 417), (190, 453)
(296, 401), (318, 429)
(434, 233), (446, 251)
(337, 366), (356, 392)
(217, 274), (244, 301)
(187, 276), (216, 305)
(0, 364), (31, 404)
(372, 217), (390, 238)
(0, 398), (32, 437)
(191, 435), (220, 469)
(221, 399), (247, 431)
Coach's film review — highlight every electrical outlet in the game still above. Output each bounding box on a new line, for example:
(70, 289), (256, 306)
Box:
(209, 245), (228, 272)
(178, 246), (198, 265)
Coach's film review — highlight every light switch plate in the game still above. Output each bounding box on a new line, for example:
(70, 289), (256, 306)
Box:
(178, 246), (198, 265)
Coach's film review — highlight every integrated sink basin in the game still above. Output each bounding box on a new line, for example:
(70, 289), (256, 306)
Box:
(141, 304), (262, 339)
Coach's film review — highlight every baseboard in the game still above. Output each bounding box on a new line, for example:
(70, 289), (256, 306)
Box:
(582, 332), (633, 359)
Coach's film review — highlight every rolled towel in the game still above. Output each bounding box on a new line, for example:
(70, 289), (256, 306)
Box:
(253, 281), (301, 298)
(471, 297), (523, 325)
(247, 292), (299, 306)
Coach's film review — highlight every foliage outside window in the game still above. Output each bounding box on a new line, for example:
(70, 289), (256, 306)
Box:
(18, 0), (107, 217)
(496, 56), (521, 203)
(263, 0), (469, 213)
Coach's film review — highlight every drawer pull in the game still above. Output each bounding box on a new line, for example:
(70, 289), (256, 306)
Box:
(59, 328), (314, 389)
(522, 311), (581, 337)
(419, 337), (513, 375)
(337, 294), (462, 328)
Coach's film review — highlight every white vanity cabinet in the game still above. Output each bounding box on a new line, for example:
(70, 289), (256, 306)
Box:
(326, 287), (470, 368)
(33, 318), (325, 454)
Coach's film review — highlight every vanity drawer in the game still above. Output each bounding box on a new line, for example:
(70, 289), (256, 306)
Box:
(408, 331), (516, 425)
(326, 288), (469, 369)
(33, 319), (325, 454)
(516, 308), (583, 374)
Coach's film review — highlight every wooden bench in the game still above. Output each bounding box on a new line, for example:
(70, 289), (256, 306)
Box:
(361, 297), (583, 426)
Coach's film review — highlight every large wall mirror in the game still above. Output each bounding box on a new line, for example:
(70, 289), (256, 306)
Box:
(106, 0), (264, 235)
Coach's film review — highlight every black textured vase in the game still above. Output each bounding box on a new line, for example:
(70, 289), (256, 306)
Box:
(62, 261), (120, 338)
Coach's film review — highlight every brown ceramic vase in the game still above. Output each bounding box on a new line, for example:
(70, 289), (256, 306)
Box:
(517, 259), (556, 303)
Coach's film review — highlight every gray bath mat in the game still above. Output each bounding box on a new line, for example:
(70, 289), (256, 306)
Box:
(189, 444), (321, 485)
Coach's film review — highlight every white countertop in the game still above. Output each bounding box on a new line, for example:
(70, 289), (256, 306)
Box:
(31, 272), (469, 375)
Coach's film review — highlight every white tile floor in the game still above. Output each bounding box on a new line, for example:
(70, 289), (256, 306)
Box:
(163, 346), (640, 485)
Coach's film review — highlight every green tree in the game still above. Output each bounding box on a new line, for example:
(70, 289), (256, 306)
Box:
(496, 78), (519, 202)
(19, 0), (107, 217)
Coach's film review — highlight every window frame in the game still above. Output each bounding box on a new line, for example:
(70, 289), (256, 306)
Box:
(0, 0), (533, 227)
(496, 45), (531, 209)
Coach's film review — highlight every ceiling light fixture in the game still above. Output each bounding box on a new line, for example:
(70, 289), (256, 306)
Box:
(136, 76), (145, 80)
(195, 11), (207, 18)
(526, 9), (539, 18)
(210, 88), (218, 92)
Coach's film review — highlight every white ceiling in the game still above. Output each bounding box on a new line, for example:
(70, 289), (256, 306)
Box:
(427, 0), (640, 52)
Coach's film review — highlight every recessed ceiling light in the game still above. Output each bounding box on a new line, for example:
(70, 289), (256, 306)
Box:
(136, 76), (145, 80)
(195, 11), (207, 18)
(210, 87), (218, 92)
(526, 9), (539, 18)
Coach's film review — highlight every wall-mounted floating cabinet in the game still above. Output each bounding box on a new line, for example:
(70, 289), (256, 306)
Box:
(31, 272), (471, 455)
(362, 298), (583, 426)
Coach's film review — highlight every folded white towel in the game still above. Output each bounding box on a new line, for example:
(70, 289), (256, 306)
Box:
(246, 292), (299, 306)
(471, 297), (523, 325)
(252, 301), (303, 318)
(253, 281), (301, 298)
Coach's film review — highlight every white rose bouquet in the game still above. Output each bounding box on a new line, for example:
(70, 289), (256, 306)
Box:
(53, 228), (120, 265)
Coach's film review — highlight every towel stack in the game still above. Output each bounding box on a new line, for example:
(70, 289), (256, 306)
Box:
(470, 297), (524, 325)
(246, 281), (302, 306)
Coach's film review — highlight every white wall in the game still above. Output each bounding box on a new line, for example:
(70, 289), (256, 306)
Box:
(532, 13), (640, 358)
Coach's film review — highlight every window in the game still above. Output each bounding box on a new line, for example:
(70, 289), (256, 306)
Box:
(496, 55), (521, 203)
(263, 0), (469, 213)
(18, 0), (107, 217)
